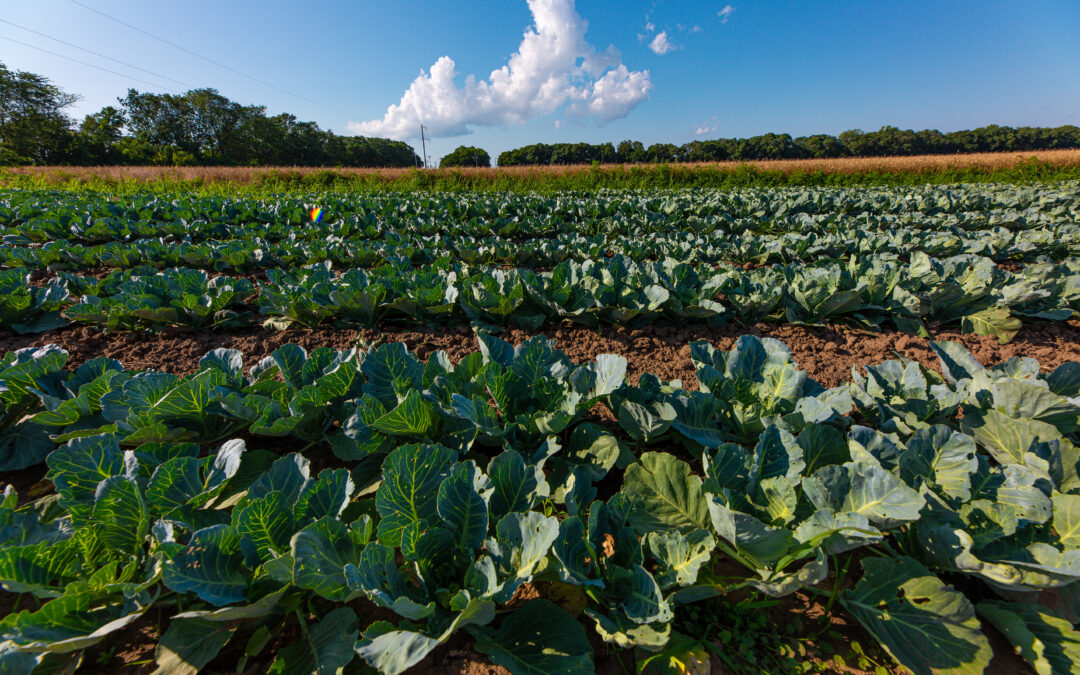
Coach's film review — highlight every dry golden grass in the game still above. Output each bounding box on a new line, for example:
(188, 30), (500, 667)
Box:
(6, 148), (1080, 185)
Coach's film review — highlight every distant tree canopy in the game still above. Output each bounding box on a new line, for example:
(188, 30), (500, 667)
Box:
(0, 61), (420, 167)
(0, 62), (80, 165)
(440, 145), (491, 168)
(497, 125), (1080, 166)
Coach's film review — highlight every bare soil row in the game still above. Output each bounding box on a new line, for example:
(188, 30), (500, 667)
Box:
(4, 320), (1079, 387)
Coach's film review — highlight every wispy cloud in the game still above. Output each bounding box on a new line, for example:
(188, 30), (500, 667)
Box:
(350, 0), (652, 139)
(648, 31), (676, 55)
(718, 5), (735, 23)
(694, 117), (720, 135)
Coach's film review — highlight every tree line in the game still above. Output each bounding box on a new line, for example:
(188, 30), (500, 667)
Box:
(496, 126), (1080, 166)
(0, 61), (420, 167)
(4, 60), (1079, 169)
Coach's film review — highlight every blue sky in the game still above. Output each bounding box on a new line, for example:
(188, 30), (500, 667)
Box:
(3, 0), (1079, 163)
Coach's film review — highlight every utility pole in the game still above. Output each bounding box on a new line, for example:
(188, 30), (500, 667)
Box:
(419, 125), (428, 169)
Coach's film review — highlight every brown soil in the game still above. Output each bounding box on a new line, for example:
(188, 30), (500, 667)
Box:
(3, 320), (1078, 388)
(0, 464), (51, 506)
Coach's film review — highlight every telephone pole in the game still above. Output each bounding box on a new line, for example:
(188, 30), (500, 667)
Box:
(419, 125), (428, 169)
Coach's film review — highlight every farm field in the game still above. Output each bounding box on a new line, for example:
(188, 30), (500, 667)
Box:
(7, 147), (1080, 181)
(2, 182), (1080, 675)
(5, 149), (1080, 193)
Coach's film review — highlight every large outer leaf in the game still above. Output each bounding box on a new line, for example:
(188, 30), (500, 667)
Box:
(963, 409), (1063, 466)
(707, 496), (794, 568)
(550, 516), (602, 588)
(268, 607), (358, 675)
(291, 518), (366, 601)
(618, 565), (673, 625)
(162, 525), (249, 606)
(990, 381), (1079, 434)
(930, 341), (985, 385)
(437, 461), (489, 551)
(645, 529), (716, 589)
(486, 449), (548, 521)
(793, 509), (882, 556)
(748, 426), (805, 492)
(91, 475), (148, 554)
(247, 453), (311, 505)
(235, 491), (295, 566)
(962, 307), (1021, 344)
(353, 622), (440, 675)
(375, 444), (456, 546)
(362, 342), (423, 408)
(372, 389), (434, 437)
(354, 596), (493, 675)
(485, 511), (560, 603)
(145, 457), (207, 516)
(570, 353), (627, 400)
(803, 461), (924, 530)
(0, 540), (82, 596)
(1053, 494), (1080, 550)
(0, 421), (54, 472)
(841, 556), (992, 675)
(584, 608), (671, 650)
(471, 600), (594, 675)
(977, 601), (1080, 675)
(899, 425), (978, 502)
(330, 394), (392, 461)
(345, 543), (433, 620)
(799, 423), (849, 474)
(152, 618), (237, 675)
(46, 434), (124, 522)
(621, 452), (709, 533)
(0, 590), (148, 654)
(295, 468), (354, 525)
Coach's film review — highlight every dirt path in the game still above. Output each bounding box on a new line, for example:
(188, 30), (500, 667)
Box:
(4, 320), (1078, 386)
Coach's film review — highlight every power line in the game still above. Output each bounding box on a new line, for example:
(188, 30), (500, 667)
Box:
(0, 33), (179, 92)
(0, 17), (193, 88)
(68, 0), (364, 120)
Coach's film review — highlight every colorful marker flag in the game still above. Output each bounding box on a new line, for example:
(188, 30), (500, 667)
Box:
(310, 207), (324, 224)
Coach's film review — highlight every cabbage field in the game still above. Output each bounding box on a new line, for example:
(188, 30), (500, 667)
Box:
(1, 183), (1080, 674)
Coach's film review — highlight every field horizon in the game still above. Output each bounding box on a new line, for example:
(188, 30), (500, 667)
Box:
(4, 147), (1080, 192)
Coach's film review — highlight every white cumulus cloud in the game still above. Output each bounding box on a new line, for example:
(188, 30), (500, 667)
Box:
(648, 31), (676, 55)
(350, 0), (652, 139)
(718, 5), (735, 23)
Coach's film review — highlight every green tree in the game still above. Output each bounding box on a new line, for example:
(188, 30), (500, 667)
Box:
(616, 140), (646, 163)
(645, 143), (680, 163)
(0, 61), (78, 164)
(74, 106), (126, 164)
(796, 134), (849, 158)
(838, 129), (878, 156)
(440, 145), (491, 167)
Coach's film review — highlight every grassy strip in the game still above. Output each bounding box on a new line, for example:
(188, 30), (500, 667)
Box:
(3, 157), (1080, 194)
